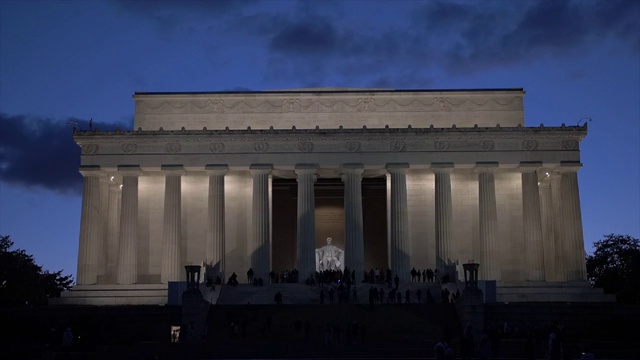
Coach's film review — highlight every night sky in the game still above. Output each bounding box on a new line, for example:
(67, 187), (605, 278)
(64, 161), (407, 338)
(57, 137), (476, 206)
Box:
(1, 0), (638, 281)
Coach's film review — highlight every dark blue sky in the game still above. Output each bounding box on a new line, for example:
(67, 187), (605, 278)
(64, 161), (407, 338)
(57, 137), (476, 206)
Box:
(1, 0), (638, 280)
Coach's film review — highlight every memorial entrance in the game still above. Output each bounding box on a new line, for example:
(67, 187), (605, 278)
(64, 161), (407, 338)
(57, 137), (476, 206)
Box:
(272, 177), (387, 272)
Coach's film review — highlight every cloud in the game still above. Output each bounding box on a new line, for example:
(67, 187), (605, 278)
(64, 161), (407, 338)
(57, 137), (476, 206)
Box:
(0, 114), (124, 194)
(269, 18), (337, 55)
(415, 0), (640, 73)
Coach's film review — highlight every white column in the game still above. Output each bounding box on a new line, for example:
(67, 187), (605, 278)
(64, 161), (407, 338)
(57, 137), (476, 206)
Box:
(97, 176), (109, 282)
(477, 162), (500, 281)
(539, 173), (558, 281)
(106, 180), (121, 284)
(77, 166), (103, 285)
(250, 165), (272, 281)
(161, 165), (184, 284)
(550, 173), (567, 281)
(433, 163), (454, 273)
(520, 163), (545, 281)
(387, 163), (410, 283)
(560, 162), (587, 281)
(295, 164), (317, 282)
(205, 165), (227, 280)
(342, 164), (364, 283)
(117, 165), (141, 285)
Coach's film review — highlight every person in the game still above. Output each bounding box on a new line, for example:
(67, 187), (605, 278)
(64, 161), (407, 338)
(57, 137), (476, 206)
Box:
(247, 268), (254, 283)
(434, 338), (448, 360)
(316, 237), (344, 271)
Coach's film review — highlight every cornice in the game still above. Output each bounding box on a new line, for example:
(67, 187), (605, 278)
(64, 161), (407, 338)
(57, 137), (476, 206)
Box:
(74, 125), (586, 156)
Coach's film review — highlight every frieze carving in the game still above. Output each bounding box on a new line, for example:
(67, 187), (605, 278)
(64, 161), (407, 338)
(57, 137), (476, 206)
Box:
(357, 98), (376, 112)
(390, 141), (406, 152)
(205, 99), (226, 113)
(122, 143), (137, 153)
(522, 139), (538, 150)
(434, 97), (451, 111)
(209, 142), (225, 153)
(297, 141), (314, 152)
(562, 139), (579, 150)
(434, 141), (450, 151)
(82, 144), (99, 154)
(166, 143), (182, 153)
(345, 141), (361, 152)
(136, 95), (523, 115)
(480, 140), (495, 150)
(253, 142), (269, 152)
(283, 99), (301, 112)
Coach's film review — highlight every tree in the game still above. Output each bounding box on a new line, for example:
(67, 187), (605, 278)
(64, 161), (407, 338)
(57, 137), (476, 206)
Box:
(0, 235), (73, 307)
(586, 234), (640, 303)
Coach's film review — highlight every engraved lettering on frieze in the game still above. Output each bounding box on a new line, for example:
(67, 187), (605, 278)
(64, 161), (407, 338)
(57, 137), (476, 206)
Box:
(345, 141), (361, 152)
(209, 142), (225, 153)
(434, 141), (450, 151)
(562, 139), (578, 150)
(522, 139), (538, 150)
(298, 141), (314, 152)
(391, 141), (406, 152)
(480, 140), (495, 151)
(253, 142), (269, 152)
(122, 143), (137, 154)
(166, 143), (182, 153)
(434, 97), (451, 111)
(357, 98), (376, 112)
(82, 144), (99, 154)
(283, 99), (301, 112)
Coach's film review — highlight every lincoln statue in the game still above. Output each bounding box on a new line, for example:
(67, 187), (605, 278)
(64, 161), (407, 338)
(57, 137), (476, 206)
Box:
(316, 237), (345, 271)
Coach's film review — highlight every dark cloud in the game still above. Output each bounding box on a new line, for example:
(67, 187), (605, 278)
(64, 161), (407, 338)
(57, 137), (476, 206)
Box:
(257, 0), (638, 83)
(416, 0), (640, 73)
(269, 18), (337, 55)
(0, 114), (124, 194)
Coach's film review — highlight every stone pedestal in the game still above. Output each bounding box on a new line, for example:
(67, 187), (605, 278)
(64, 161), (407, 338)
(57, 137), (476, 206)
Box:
(181, 265), (207, 343)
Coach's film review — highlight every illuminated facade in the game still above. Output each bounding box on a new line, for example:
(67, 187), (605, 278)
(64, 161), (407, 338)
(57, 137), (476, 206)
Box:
(58, 88), (595, 305)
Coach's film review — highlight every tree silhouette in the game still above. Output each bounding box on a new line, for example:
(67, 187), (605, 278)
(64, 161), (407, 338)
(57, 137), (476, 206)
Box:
(0, 235), (73, 307)
(586, 234), (640, 303)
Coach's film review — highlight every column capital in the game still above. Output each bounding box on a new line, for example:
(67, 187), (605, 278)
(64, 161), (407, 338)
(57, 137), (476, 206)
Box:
(79, 165), (102, 177)
(295, 163), (318, 173)
(475, 162), (499, 173)
(250, 164), (273, 175)
(557, 161), (583, 173)
(117, 165), (142, 176)
(431, 162), (454, 173)
(518, 161), (543, 173)
(340, 163), (364, 172)
(386, 163), (410, 174)
(205, 164), (228, 176)
(341, 163), (364, 174)
(161, 164), (185, 176)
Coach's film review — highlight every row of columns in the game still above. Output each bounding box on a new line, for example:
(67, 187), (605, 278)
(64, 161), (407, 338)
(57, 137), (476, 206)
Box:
(76, 161), (586, 286)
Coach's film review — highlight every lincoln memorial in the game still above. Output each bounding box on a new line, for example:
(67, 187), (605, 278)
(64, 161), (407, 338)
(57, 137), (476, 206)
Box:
(57, 88), (595, 305)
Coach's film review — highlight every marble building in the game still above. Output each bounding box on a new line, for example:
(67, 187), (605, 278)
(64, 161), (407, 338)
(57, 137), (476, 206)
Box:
(58, 88), (594, 305)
